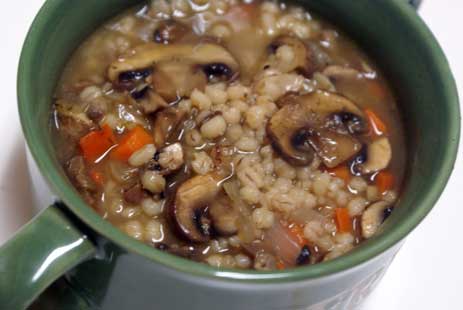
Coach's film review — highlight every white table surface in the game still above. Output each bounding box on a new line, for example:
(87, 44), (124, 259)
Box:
(1, 1), (462, 309)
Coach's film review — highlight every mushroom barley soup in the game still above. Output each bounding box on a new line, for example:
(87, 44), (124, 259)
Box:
(53, 0), (406, 270)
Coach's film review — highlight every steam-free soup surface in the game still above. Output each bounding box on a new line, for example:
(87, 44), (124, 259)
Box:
(53, 0), (405, 270)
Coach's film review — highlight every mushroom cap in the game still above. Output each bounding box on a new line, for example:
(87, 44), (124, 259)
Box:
(108, 43), (240, 82)
(267, 90), (367, 167)
(169, 172), (225, 243)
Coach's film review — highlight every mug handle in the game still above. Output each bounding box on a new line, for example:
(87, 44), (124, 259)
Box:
(0, 205), (96, 309)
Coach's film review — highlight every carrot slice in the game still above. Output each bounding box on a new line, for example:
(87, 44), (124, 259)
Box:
(111, 126), (154, 161)
(111, 126), (153, 161)
(79, 125), (116, 163)
(327, 165), (351, 183)
(375, 171), (394, 194)
(287, 224), (308, 247)
(365, 108), (387, 136)
(335, 208), (352, 233)
(276, 259), (286, 270)
(89, 170), (104, 186)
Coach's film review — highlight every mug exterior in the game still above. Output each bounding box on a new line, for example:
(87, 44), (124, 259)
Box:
(18, 0), (459, 309)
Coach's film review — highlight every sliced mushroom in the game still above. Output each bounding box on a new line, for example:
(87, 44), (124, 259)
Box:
(153, 20), (189, 44)
(209, 198), (239, 236)
(358, 137), (392, 174)
(152, 107), (186, 148)
(151, 61), (207, 102)
(108, 43), (239, 83)
(323, 65), (361, 81)
(322, 65), (382, 104)
(267, 90), (367, 167)
(307, 130), (362, 168)
(169, 172), (225, 242)
(266, 36), (313, 75)
(139, 90), (168, 114)
(361, 201), (393, 238)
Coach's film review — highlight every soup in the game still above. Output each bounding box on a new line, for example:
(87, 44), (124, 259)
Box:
(52, 0), (405, 270)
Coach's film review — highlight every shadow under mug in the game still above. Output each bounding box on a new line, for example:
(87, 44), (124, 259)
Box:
(0, 0), (459, 309)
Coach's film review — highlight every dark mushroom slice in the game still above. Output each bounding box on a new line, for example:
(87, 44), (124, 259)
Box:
(108, 43), (239, 83)
(151, 61), (208, 102)
(358, 137), (392, 174)
(361, 201), (393, 238)
(267, 90), (367, 167)
(153, 20), (189, 44)
(169, 171), (225, 243)
(267, 36), (313, 75)
(306, 129), (362, 168)
(322, 65), (385, 105)
(152, 107), (187, 148)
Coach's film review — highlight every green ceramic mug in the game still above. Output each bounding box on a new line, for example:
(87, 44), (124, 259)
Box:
(0, 0), (459, 309)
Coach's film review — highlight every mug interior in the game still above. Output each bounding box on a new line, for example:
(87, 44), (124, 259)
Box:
(18, 0), (459, 281)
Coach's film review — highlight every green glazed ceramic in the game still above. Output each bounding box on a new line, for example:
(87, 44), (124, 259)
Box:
(1, 0), (458, 308)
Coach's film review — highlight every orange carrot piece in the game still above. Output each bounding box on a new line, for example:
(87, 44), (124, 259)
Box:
(79, 125), (116, 163)
(335, 208), (352, 233)
(287, 224), (308, 247)
(327, 165), (351, 183)
(365, 109), (387, 136)
(111, 126), (154, 161)
(376, 171), (394, 194)
(276, 259), (286, 270)
(89, 170), (104, 186)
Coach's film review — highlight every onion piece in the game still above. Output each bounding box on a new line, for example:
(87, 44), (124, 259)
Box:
(262, 221), (303, 266)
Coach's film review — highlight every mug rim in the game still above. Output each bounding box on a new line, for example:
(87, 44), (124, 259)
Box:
(17, 0), (460, 282)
